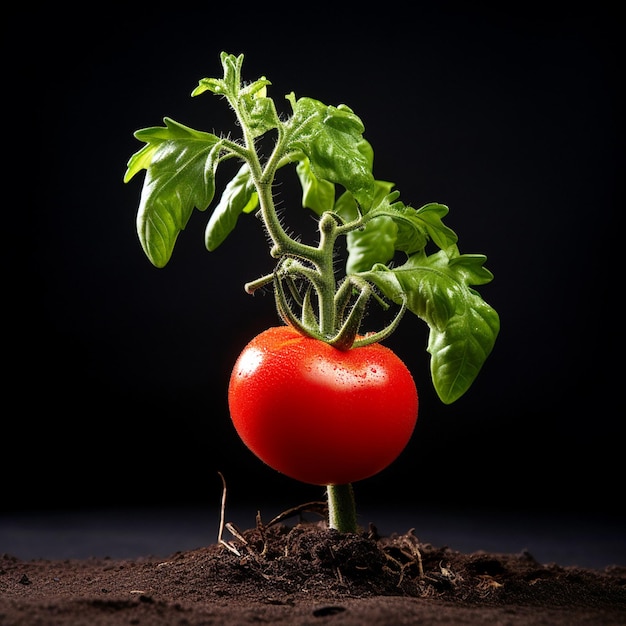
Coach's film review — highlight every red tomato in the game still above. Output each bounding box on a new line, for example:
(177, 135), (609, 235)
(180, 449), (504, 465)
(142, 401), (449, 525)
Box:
(228, 325), (418, 486)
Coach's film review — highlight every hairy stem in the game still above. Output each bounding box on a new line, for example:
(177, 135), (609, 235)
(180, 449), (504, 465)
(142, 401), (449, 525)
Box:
(327, 483), (358, 533)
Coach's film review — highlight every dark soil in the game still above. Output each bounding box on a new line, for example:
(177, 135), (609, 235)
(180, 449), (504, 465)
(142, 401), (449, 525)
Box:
(2, 514), (625, 625)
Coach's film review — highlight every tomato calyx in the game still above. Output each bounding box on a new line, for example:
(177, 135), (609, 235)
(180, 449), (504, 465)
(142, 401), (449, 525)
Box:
(273, 257), (408, 350)
(244, 208), (407, 350)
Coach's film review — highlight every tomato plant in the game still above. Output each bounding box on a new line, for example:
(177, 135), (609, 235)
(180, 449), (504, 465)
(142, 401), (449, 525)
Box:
(124, 52), (500, 532)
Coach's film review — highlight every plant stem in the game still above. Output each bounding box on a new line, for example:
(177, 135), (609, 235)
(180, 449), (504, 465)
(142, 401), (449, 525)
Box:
(326, 483), (358, 533)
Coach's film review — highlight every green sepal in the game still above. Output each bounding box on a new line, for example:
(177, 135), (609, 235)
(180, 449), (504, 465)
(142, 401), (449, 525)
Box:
(329, 286), (370, 351)
(301, 285), (319, 328)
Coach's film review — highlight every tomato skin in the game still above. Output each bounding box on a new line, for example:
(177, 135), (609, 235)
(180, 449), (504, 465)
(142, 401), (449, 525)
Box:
(228, 326), (418, 486)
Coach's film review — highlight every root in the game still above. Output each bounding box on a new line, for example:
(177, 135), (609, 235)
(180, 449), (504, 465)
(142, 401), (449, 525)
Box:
(217, 471), (243, 556)
(264, 500), (328, 528)
(217, 471), (327, 558)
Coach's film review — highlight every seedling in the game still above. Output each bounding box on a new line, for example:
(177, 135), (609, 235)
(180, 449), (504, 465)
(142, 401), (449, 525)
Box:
(124, 52), (500, 533)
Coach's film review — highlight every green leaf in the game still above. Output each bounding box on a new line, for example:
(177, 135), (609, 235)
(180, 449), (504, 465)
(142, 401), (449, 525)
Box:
(205, 164), (259, 251)
(334, 178), (394, 225)
(125, 119), (209, 183)
(363, 253), (458, 331)
(191, 77), (226, 97)
(346, 216), (397, 274)
(129, 118), (223, 267)
(124, 143), (158, 183)
(344, 190), (421, 273)
(360, 249), (499, 403)
(295, 157), (336, 215)
(365, 201), (457, 254)
(191, 52), (244, 96)
(344, 198), (459, 276)
(428, 296), (500, 403)
(283, 95), (327, 150)
(286, 96), (375, 207)
(448, 252), (495, 286)
(334, 189), (360, 223)
(239, 89), (280, 138)
(193, 53), (278, 139)
(412, 203), (459, 251)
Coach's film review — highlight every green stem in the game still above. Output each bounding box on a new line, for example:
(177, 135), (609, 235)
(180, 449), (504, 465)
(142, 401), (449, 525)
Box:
(315, 213), (340, 336)
(253, 169), (340, 339)
(326, 483), (358, 533)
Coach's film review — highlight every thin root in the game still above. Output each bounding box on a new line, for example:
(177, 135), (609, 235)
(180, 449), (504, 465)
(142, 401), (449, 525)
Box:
(217, 471), (242, 556)
(265, 501), (328, 528)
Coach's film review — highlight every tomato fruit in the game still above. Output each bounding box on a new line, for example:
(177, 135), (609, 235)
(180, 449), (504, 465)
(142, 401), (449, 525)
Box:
(228, 325), (418, 486)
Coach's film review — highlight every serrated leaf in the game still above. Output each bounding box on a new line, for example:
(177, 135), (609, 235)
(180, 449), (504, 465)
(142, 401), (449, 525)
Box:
(284, 95), (327, 147)
(286, 97), (374, 207)
(344, 188), (420, 273)
(240, 86), (280, 138)
(413, 203), (459, 250)
(428, 296), (500, 403)
(362, 254), (458, 330)
(365, 201), (457, 255)
(132, 118), (223, 267)
(125, 120), (197, 182)
(124, 143), (158, 183)
(448, 253), (495, 286)
(308, 108), (374, 207)
(205, 164), (259, 251)
(125, 118), (218, 180)
(360, 249), (499, 402)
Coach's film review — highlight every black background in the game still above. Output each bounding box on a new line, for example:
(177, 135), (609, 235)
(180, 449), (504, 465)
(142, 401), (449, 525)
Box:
(7, 5), (622, 521)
